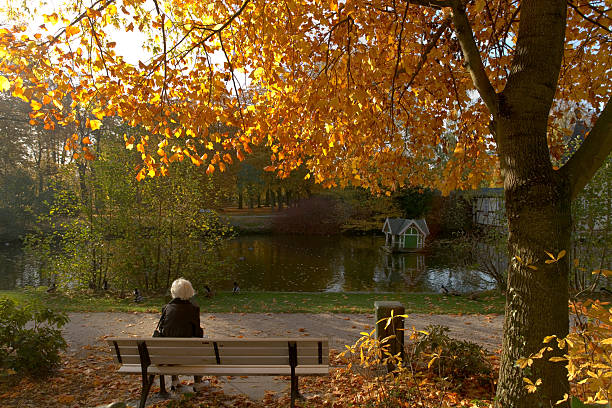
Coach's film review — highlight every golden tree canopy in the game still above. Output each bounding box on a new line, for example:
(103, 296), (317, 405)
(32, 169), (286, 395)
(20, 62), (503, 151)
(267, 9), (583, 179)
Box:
(1, 0), (610, 193)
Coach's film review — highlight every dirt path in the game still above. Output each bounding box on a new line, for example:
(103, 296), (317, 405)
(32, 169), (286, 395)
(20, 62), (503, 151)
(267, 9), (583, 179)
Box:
(64, 312), (504, 354)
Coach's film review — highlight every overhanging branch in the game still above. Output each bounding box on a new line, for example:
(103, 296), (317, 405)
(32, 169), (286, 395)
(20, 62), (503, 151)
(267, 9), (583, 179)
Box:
(561, 97), (612, 200)
(449, 0), (498, 117)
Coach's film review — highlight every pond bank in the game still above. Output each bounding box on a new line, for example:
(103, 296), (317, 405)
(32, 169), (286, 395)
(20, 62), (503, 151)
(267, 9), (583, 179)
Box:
(1, 289), (505, 314)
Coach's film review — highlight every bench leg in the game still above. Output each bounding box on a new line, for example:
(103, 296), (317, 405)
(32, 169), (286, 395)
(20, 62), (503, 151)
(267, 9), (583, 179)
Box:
(290, 374), (304, 407)
(139, 374), (155, 408)
(158, 375), (169, 397)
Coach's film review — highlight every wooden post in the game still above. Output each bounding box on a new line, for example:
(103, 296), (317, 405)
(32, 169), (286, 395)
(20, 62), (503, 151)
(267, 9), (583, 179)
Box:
(374, 301), (405, 373)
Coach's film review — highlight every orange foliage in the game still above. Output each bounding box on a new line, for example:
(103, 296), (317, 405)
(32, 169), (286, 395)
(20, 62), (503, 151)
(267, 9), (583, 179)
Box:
(0, 1), (610, 192)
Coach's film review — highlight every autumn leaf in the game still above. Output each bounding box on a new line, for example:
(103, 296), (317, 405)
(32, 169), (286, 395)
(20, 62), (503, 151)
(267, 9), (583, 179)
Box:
(89, 119), (102, 130)
(0, 75), (9, 91)
(65, 25), (80, 38)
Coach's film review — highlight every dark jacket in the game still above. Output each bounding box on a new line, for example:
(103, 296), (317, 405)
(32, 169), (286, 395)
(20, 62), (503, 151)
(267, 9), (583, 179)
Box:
(159, 298), (202, 338)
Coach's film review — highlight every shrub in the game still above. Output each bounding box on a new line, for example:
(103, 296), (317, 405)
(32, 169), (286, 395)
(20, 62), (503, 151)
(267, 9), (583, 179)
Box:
(0, 298), (69, 377)
(521, 298), (611, 406)
(341, 318), (494, 407)
(411, 325), (493, 379)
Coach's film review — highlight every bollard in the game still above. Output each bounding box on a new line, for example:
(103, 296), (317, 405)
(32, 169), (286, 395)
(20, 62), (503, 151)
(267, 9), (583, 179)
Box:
(374, 301), (405, 373)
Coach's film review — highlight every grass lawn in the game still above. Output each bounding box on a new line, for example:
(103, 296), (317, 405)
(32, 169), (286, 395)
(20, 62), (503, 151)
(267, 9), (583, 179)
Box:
(0, 288), (505, 314)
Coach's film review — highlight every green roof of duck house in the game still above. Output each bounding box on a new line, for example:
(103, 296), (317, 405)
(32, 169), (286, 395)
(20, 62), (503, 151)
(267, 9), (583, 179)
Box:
(382, 218), (429, 250)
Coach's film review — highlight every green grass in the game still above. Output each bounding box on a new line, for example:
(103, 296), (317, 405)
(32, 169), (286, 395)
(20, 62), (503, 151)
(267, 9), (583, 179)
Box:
(0, 288), (505, 314)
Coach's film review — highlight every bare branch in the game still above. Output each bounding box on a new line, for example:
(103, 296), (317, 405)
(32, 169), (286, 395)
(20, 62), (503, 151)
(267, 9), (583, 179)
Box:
(449, 0), (498, 116)
(561, 97), (612, 200)
(568, 1), (612, 34)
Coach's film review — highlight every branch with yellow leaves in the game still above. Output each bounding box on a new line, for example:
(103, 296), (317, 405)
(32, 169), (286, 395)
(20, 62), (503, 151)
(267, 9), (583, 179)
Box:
(448, 0), (498, 117)
(561, 96), (612, 200)
(568, 1), (612, 34)
(397, 17), (451, 102)
(176, 0), (251, 62)
(44, 0), (116, 47)
(401, 0), (498, 116)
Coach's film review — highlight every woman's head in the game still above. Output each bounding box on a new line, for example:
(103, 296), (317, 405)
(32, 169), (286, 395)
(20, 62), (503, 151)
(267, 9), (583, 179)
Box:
(170, 278), (195, 300)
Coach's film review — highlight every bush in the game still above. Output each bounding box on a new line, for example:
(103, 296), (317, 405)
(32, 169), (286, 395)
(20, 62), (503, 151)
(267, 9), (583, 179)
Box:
(521, 298), (611, 406)
(411, 325), (493, 379)
(0, 298), (68, 377)
(341, 319), (494, 407)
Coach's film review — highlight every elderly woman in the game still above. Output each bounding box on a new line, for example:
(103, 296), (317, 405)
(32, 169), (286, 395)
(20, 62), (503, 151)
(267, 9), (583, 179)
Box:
(158, 278), (205, 391)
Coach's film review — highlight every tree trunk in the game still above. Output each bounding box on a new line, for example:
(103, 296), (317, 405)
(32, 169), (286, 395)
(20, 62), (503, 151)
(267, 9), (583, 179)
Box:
(495, 112), (571, 407)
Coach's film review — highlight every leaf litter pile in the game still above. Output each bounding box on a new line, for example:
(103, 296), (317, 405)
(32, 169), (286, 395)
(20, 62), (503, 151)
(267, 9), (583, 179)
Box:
(0, 343), (499, 407)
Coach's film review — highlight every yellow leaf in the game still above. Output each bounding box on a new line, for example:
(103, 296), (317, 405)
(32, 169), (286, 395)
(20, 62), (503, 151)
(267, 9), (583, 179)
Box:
(252, 67), (265, 79)
(601, 338), (612, 345)
(592, 269), (612, 277)
(427, 356), (438, 369)
(206, 164), (215, 174)
(0, 75), (9, 91)
(557, 250), (566, 260)
(89, 119), (102, 130)
(42, 95), (51, 105)
(44, 13), (58, 24)
(65, 25), (80, 38)
(136, 169), (146, 181)
(31, 100), (42, 111)
(330, 0), (338, 12)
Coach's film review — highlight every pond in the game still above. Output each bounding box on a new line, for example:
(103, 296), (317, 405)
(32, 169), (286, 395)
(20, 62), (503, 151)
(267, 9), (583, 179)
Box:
(0, 235), (500, 293)
(216, 235), (497, 293)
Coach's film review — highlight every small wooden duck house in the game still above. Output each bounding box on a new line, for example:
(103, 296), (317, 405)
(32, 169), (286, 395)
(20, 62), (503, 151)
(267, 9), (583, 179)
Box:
(382, 218), (429, 252)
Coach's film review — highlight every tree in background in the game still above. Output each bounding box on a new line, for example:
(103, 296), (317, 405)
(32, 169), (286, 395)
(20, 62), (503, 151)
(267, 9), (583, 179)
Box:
(2, 1), (611, 406)
(26, 124), (234, 293)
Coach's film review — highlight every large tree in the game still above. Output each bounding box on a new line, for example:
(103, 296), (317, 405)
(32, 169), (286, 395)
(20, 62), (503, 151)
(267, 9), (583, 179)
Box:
(1, 0), (611, 406)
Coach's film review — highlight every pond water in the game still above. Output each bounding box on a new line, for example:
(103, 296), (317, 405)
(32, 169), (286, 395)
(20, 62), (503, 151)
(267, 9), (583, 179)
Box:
(217, 235), (497, 293)
(0, 235), (499, 293)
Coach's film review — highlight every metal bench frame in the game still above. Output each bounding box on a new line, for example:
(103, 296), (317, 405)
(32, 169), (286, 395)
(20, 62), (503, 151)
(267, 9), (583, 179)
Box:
(107, 337), (329, 408)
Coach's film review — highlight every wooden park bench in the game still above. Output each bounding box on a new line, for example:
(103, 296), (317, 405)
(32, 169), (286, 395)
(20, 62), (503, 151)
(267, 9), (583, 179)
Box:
(106, 337), (329, 408)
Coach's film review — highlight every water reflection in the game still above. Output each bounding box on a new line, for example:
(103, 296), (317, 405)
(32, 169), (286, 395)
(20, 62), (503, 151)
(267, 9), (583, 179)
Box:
(1, 235), (498, 293)
(0, 244), (41, 289)
(218, 235), (496, 293)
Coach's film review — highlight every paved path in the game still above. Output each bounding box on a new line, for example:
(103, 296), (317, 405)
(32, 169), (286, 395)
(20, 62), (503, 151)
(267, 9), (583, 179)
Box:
(64, 312), (503, 404)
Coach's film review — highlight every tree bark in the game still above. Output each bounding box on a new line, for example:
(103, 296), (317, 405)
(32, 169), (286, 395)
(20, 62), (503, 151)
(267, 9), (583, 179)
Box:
(495, 111), (571, 407)
(451, 0), (574, 405)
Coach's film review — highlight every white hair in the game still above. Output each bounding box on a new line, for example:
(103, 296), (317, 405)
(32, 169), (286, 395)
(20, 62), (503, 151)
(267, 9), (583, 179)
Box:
(170, 278), (195, 300)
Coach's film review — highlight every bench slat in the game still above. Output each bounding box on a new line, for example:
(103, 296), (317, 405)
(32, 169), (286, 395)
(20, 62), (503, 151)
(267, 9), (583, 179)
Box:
(108, 338), (328, 348)
(115, 346), (324, 357)
(115, 346), (216, 357)
(114, 355), (328, 365)
(117, 364), (329, 376)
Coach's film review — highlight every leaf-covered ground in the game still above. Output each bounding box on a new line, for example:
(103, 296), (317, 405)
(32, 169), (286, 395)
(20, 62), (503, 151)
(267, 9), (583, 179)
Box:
(0, 347), (498, 408)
